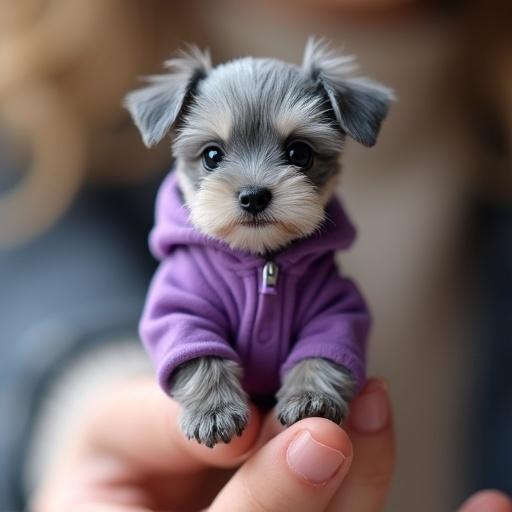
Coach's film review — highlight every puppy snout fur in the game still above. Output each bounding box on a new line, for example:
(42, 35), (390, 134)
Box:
(238, 186), (272, 215)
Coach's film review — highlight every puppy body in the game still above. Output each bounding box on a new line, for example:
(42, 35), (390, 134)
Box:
(127, 40), (392, 446)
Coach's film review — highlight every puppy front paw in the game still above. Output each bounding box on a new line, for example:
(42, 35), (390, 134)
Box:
(276, 358), (356, 427)
(170, 357), (249, 447)
(277, 391), (347, 426)
(180, 401), (249, 448)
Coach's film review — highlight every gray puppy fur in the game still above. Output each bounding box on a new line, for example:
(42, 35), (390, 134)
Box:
(276, 359), (357, 426)
(125, 38), (393, 446)
(169, 357), (249, 448)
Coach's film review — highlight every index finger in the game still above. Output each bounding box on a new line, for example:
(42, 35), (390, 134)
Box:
(327, 378), (395, 512)
(81, 378), (262, 473)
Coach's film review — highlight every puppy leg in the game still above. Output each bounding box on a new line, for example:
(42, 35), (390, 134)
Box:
(276, 358), (356, 426)
(170, 356), (249, 448)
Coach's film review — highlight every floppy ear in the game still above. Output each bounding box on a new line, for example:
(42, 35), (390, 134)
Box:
(303, 38), (394, 147)
(124, 45), (211, 147)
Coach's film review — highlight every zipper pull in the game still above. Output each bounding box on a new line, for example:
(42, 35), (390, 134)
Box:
(262, 261), (279, 295)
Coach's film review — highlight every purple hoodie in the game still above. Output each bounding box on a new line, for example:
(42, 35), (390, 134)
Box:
(140, 172), (371, 397)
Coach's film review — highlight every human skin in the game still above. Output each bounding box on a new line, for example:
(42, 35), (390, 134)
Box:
(31, 377), (510, 511)
(32, 378), (395, 511)
(459, 491), (512, 512)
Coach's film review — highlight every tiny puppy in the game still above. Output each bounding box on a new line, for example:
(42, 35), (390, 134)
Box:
(125, 38), (393, 447)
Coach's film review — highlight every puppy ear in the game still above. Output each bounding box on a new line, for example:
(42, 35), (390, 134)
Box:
(303, 37), (394, 147)
(124, 45), (211, 147)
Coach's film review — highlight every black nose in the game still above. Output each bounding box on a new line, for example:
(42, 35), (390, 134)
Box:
(238, 187), (272, 215)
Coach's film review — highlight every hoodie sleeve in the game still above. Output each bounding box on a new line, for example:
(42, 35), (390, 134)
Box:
(281, 255), (371, 393)
(139, 247), (240, 393)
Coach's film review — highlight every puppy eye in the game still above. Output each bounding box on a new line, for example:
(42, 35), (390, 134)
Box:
(286, 141), (313, 169)
(202, 146), (224, 171)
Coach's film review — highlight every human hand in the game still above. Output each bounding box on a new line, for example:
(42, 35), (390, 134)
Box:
(32, 378), (395, 512)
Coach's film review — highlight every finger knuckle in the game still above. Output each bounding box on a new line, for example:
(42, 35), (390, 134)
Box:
(355, 450), (396, 489)
(357, 466), (394, 489)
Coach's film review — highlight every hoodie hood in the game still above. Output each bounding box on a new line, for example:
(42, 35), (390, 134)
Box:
(149, 171), (357, 269)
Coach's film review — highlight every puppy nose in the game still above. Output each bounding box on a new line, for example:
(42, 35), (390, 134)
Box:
(238, 186), (272, 215)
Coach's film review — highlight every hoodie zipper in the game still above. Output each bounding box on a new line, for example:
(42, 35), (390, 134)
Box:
(261, 260), (279, 295)
(248, 258), (283, 391)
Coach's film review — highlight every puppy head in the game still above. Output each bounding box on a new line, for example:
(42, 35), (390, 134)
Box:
(125, 39), (394, 254)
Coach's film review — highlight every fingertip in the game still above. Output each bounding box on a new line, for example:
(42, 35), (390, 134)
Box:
(348, 378), (391, 434)
(459, 490), (512, 512)
(284, 418), (353, 487)
(365, 377), (389, 394)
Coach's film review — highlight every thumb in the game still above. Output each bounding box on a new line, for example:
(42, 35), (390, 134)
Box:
(209, 417), (353, 512)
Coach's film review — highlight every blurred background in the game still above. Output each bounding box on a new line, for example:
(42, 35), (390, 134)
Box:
(0, 0), (511, 510)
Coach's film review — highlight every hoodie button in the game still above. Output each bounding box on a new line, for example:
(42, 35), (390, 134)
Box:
(258, 328), (271, 344)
